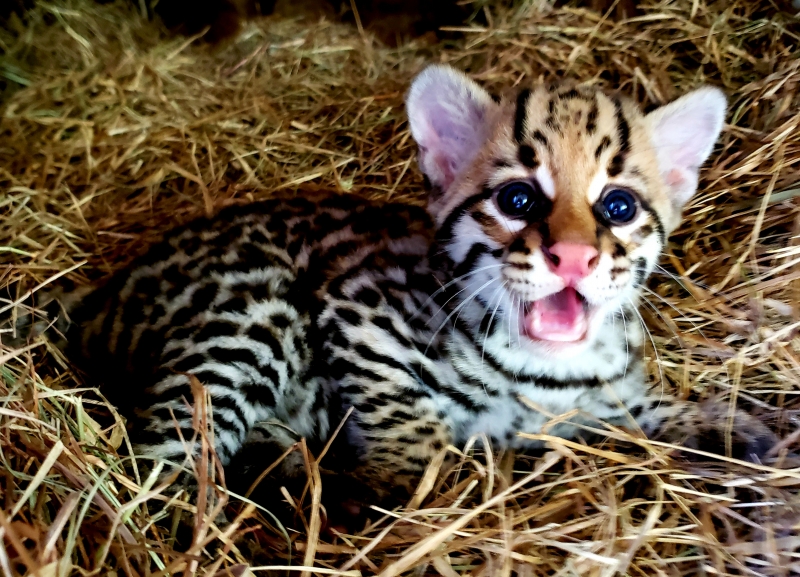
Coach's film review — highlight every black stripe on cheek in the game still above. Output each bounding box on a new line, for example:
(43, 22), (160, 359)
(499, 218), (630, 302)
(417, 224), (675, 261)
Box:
(436, 188), (495, 243)
(514, 89), (531, 143)
(637, 199), (666, 245)
(454, 243), (490, 278)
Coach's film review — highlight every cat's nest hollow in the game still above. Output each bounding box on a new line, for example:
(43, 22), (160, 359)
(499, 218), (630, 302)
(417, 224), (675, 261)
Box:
(1, 0), (800, 575)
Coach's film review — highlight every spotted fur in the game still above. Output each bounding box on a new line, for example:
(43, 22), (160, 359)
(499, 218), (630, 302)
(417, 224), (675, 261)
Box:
(8, 65), (777, 496)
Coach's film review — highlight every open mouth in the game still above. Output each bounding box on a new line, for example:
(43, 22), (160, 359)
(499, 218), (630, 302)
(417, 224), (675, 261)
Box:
(523, 287), (590, 343)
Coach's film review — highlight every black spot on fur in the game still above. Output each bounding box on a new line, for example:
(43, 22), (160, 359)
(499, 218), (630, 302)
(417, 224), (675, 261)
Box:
(247, 324), (285, 361)
(586, 102), (598, 133)
(531, 130), (549, 149)
(595, 136), (611, 159)
(372, 316), (412, 347)
(241, 382), (277, 408)
(508, 237), (530, 255)
(215, 296), (248, 314)
(172, 353), (206, 372)
(195, 321), (238, 342)
(354, 287), (381, 308)
(608, 153), (625, 177)
(207, 345), (260, 368)
(133, 276), (160, 296)
(270, 313), (291, 329)
(508, 262), (532, 270)
(518, 144), (537, 168)
(329, 357), (383, 383)
(336, 307), (362, 326)
(638, 224), (654, 238)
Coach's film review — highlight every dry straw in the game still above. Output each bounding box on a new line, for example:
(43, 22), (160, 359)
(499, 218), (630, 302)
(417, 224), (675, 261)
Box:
(1, 0), (800, 575)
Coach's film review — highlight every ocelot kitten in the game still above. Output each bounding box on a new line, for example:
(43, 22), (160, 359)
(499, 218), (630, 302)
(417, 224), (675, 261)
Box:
(8, 65), (778, 497)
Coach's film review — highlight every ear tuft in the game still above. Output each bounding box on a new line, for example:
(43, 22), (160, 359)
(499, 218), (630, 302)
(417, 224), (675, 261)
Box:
(646, 86), (727, 207)
(406, 65), (496, 191)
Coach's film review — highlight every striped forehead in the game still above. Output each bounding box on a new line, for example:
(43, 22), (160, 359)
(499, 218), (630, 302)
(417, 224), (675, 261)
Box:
(505, 87), (635, 196)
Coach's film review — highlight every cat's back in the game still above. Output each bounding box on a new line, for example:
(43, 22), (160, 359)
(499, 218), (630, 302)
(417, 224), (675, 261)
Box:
(65, 193), (435, 380)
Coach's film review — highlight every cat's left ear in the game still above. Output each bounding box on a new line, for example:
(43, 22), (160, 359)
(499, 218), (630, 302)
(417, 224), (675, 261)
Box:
(646, 87), (727, 207)
(406, 65), (497, 192)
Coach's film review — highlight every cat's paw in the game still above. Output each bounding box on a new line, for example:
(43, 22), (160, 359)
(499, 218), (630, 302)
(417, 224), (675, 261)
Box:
(651, 399), (779, 463)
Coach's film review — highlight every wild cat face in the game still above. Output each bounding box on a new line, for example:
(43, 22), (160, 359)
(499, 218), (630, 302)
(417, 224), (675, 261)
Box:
(407, 65), (726, 355)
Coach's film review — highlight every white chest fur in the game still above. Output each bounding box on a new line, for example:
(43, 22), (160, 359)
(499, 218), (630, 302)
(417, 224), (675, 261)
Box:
(438, 309), (649, 448)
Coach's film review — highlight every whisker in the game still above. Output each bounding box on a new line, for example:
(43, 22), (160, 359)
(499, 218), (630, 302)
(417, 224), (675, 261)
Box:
(424, 277), (500, 357)
(451, 277), (497, 341)
(481, 281), (508, 380)
(640, 285), (733, 391)
(507, 292), (514, 350)
(412, 263), (505, 321)
(652, 263), (736, 306)
(626, 296), (666, 418)
(619, 303), (630, 379)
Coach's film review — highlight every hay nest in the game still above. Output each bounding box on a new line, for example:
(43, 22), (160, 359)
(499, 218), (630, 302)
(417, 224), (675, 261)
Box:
(2, 0), (800, 575)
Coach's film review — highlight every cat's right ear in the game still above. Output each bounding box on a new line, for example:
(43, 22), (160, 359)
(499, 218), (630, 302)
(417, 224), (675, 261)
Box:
(406, 65), (497, 191)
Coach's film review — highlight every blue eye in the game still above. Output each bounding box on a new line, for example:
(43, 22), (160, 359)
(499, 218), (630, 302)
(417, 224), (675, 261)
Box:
(496, 182), (547, 218)
(600, 189), (638, 224)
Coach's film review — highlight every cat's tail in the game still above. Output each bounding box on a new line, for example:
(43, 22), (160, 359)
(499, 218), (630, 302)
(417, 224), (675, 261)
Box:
(0, 279), (91, 351)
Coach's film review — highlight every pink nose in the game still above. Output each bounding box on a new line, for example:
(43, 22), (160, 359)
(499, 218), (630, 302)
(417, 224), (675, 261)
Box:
(544, 242), (599, 285)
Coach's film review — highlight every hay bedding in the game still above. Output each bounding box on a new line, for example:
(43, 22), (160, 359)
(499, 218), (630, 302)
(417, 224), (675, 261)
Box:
(1, 0), (800, 574)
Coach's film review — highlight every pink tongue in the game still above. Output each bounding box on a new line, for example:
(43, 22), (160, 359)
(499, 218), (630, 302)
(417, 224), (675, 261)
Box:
(525, 287), (587, 342)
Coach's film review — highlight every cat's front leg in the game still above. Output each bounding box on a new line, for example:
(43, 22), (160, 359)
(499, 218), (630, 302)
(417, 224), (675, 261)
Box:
(633, 395), (779, 463)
